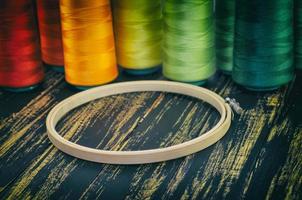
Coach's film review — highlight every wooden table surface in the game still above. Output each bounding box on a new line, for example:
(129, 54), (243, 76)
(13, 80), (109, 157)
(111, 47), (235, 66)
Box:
(0, 68), (301, 200)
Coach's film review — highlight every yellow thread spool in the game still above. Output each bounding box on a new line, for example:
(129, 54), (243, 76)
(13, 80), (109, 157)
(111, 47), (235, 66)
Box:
(60, 0), (118, 87)
(112, 0), (162, 75)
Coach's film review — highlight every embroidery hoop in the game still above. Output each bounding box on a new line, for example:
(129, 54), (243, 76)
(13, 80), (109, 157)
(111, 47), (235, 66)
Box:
(46, 81), (232, 164)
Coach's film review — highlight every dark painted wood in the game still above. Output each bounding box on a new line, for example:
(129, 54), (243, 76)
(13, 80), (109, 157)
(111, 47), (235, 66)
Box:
(0, 67), (301, 200)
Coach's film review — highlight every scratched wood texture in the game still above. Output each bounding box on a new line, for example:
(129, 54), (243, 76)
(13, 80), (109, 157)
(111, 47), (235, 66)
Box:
(0, 68), (301, 200)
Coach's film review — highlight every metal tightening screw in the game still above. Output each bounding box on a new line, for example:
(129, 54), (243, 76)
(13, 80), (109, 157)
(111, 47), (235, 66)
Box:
(225, 97), (243, 114)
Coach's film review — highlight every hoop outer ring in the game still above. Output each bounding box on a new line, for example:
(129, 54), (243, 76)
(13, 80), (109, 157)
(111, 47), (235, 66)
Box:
(46, 81), (232, 164)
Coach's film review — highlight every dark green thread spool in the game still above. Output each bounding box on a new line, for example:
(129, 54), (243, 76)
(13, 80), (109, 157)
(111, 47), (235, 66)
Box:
(215, 0), (235, 74)
(233, 0), (294, 91)
(295, 0), (302, 69)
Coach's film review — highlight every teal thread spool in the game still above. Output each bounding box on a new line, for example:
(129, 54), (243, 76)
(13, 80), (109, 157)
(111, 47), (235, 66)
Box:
(163, 0), (216, 85)
(233, 0), (294, 91)
(295, 0), (302, 69)
(215, 0), (235, 74)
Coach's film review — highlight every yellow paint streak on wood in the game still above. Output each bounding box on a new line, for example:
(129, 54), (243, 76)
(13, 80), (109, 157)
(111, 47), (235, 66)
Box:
(266, 94), (280, 107)
(130, 96), (176, 148)
(79, 164), (126, 200)
(12, 92), (161, 199)
(141, 93), (165, 120)
(23, 191), (32, 200)
(265, 128), (302, 200)
(129, 166), (151, 188)
(266, 93), (282, 124)
(265, 175), (278, 200)
(4, 99), (108, 199)
(162, 155), (193, 199)
(180, 189), (190, 200)
(0, 95), (53, 157)
(186, 89), (288, 199)
(164, 105), (197, 146)
(283, 129), (302, 200)
(32, 160), (77, 200)
(2, 93), (147, 199)
(0, 73), (64, 158)
(0, 72), (63, 131)
(4, 110), (49, 163)
(267, 119), (288, 142)
(125, 99), (216, 199)
(6, 145), (56, 199)
(188, 106), (268, 199)
(80, 94), (166, 199)
(100, 93), (152, 150)
(125, 164), (167, 200)
(27, 101), (112, 199)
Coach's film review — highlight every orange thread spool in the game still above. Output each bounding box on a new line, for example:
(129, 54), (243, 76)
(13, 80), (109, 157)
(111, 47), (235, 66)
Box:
(37, 0), (64, 67)
(60, 0), (118, 87)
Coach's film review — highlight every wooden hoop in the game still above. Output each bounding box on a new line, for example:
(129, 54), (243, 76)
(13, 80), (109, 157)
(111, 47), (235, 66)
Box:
(46, 81), (232, 164)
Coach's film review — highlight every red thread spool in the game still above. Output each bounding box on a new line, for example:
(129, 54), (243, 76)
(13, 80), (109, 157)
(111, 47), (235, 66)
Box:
(0, 0), (44, 91)
(37, 0), (64, 70)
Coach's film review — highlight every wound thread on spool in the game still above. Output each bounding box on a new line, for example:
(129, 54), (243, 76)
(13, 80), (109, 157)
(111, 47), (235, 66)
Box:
(162, 0), (216, 85)
(0, 0), (44, 91)
(215, 0), (235, 74)
(233, 0), (294, 91)
(295, 0), (302, 69)
(112, 0), (162, 75)
(37, 0), (64, 72)
(60, 0), (118, 88)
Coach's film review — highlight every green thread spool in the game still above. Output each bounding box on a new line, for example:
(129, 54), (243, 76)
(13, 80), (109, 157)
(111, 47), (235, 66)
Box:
(215, 0), (235, 74)
(233, 0), (294, 91)
(295, 0), (302, 69)
(163, 0), (216, 84)
(112, 0), (162, 75)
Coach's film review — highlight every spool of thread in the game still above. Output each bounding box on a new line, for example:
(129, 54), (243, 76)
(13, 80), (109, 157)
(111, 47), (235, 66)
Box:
(163, 0), (216, 85)
(215, 0), (235, 74)
(295, 0), (302, 69)
(60, 0), (118, 88)
(233, 0), (294, 91)
(0, 0), (44, 92)
(37, 0), (64, 72)
(112, 0), (162, 75)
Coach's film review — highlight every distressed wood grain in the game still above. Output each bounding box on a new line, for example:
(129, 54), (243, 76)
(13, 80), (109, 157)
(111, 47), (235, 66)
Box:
(0, 68), (301, 200)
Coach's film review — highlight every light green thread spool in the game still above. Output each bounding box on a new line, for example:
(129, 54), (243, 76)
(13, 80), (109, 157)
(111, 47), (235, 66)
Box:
(163, 0), (216, 84)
